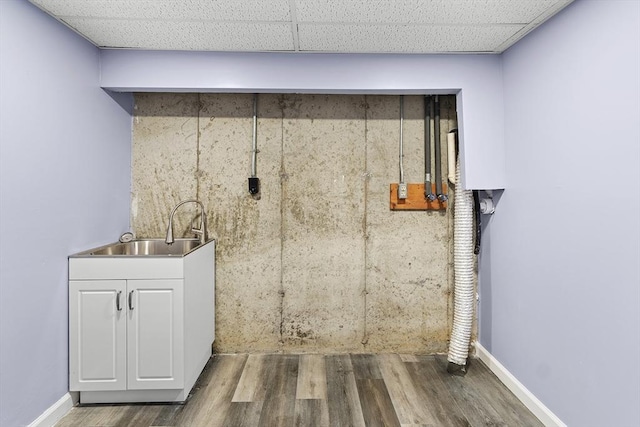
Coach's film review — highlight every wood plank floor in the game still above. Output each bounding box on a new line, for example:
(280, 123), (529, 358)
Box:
(56, 354), (543, 427)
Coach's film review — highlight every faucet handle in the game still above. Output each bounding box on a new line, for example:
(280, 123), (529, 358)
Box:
(194, 211), (207, 244)
(191, 215), (203, 231)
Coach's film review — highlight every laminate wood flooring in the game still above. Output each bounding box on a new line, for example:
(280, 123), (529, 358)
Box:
(56, 354), (543, 427)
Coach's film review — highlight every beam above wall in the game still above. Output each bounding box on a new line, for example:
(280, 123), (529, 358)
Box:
(100, 50), (506, 190)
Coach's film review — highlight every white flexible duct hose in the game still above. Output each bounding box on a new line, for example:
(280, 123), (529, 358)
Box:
(448, 157), (475, 367)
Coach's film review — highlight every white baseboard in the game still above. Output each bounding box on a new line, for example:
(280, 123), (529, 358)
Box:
(27, 392), (78, 427)
(475, 342), (566, 427)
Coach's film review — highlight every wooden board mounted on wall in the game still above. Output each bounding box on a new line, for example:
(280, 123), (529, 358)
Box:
(390, 183), (448, 210)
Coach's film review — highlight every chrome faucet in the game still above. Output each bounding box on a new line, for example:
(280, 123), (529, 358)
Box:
(165, 200), (208, 245)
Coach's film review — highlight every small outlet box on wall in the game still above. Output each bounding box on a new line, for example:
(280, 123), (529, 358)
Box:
(390, 183), (448, 211)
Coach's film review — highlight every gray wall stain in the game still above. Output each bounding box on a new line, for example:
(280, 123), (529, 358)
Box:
(132, 93), (473, 354)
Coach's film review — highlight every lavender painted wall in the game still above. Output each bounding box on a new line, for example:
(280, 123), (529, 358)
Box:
(100, 50), (505, 190)
(0, 1), (132, 425)
(480, 0), (640, 425)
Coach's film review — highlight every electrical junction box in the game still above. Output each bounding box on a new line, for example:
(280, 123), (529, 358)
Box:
(248, 177), (260, 195)
(390, 183), (447, 211)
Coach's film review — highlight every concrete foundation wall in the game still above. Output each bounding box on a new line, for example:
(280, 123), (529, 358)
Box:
(132, 93), (458, 353)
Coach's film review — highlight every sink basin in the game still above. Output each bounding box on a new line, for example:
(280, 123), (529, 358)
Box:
(72, 239), (202, 257)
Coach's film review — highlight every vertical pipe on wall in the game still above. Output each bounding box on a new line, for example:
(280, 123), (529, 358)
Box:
(425, 96), (435, 200)
(251, 93), (258, 178)
(398, 95), (407, 199)
(248, 94), (260, 196)
(399, 95), (405, 184)
(473, 191), (481, 255)
(447, 130), (457, 184)
(434, 96), (445, 201)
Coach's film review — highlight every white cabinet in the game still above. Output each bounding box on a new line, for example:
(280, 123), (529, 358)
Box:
(69, 279), (184, 392)
(127, 280), (184, 390)
(69, 240), (215, 404)
(69, 280), (126, 391)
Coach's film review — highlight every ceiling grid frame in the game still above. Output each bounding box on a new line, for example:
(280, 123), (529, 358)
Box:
(28, 0), (574, 54)
(288, 0), (300, 51)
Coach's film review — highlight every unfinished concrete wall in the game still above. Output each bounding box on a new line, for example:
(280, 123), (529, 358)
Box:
(132, 93), (459, 354)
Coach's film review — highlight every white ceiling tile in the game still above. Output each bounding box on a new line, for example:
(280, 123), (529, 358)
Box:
(294, 0), (563, 24)
(31, 0), (291, 21)
(28, 0), (573, 53)
(298, 24), (525, 53)
(62, 18), (294, 51)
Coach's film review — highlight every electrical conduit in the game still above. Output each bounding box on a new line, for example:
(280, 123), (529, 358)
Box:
(434, 96), (445, 200)
(424, 96), (435, 200)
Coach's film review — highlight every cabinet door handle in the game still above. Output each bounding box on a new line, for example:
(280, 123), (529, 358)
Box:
(128, 290), (134, 310)
(116, 291), (122, 311)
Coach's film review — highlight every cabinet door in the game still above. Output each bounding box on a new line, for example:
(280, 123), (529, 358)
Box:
(69, 280), (127, 391)
(127, 279), (184, 390)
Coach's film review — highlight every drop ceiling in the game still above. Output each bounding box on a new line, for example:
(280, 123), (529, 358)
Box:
(29, 0), (574, 54)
